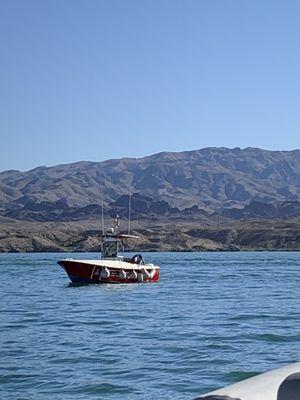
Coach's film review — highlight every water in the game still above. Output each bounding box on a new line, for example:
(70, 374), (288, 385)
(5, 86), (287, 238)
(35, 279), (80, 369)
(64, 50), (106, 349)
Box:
(0, 252), (299, 400)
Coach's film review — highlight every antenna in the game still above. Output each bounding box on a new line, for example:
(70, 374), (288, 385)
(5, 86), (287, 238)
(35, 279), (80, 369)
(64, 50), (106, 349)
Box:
(128, 193), (131, 235)
(101, 190), (105, 235)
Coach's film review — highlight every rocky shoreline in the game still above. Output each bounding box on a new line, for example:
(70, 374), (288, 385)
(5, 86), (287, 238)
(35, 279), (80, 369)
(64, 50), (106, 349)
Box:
(0, 218), (299, 253)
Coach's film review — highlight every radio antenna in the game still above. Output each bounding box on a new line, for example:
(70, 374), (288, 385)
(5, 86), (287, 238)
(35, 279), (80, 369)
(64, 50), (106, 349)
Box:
(101, 190), (105, 235)
(128, 193), (131, 235)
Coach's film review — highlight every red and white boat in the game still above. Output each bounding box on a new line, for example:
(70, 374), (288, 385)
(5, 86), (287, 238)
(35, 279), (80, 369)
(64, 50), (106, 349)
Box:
(58, 217), (160, 284)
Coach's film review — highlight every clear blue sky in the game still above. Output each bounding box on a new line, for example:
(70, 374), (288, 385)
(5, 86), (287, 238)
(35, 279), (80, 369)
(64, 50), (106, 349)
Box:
(1, 0), (300, 171)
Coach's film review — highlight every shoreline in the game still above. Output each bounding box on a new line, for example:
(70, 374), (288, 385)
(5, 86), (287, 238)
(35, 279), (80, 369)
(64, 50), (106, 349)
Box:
(1, 248), (300, 254)
(0, 217), (299, 253)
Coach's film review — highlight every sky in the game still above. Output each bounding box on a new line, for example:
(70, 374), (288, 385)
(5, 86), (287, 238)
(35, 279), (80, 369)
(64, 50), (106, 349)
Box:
(0, 0), (300, 171)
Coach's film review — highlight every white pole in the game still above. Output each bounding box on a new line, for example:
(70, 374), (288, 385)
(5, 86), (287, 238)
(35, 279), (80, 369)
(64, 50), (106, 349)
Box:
(101, 191), (105, 235)
(128, 194), (131, 235)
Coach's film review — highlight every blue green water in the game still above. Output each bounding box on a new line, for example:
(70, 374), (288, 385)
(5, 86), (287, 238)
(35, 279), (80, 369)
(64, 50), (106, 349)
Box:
(0, 252), (299, 399)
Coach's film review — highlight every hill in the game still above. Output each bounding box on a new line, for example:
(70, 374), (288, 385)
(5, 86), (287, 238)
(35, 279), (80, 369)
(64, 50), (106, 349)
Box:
(1, 147), (300, 222)
(0, 218), (299, 252)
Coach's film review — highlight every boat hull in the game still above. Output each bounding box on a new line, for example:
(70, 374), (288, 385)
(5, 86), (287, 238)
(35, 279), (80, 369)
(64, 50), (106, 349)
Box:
(58, 259), (160, 284)
(196, 362), (300, 400)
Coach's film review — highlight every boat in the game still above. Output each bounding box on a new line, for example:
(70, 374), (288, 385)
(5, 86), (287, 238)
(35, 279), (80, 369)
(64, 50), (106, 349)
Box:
(195, 361), (300, 400)
(58, 215), (160, 284)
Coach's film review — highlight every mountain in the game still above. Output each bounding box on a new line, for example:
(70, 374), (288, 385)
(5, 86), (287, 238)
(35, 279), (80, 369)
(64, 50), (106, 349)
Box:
(108, 193), (210, 220)
(1, 147), (300, 222)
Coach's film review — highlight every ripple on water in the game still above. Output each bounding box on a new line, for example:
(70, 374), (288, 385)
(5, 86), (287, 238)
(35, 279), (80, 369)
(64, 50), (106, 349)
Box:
(0, 251), (299, 400)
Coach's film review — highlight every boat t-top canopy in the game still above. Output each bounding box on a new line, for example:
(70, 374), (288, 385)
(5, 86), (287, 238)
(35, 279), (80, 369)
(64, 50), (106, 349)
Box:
(100, 215), (139, 259)
(103, 230), (139, 241)
(103, 222), (139, 241)
(113, 234), (139, 240)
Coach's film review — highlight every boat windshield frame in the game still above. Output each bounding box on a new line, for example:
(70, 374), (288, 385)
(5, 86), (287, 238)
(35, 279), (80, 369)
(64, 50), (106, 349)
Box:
(100, 232), (140, 260)
(101, 236), (122, 259)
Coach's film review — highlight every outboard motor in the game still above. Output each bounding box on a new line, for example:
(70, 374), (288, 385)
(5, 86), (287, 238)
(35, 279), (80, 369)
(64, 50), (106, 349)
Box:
(131, 254), (144, 264)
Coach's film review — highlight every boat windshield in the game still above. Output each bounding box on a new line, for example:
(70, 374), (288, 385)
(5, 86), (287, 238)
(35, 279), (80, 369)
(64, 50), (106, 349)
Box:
(102, 239), (119, 259)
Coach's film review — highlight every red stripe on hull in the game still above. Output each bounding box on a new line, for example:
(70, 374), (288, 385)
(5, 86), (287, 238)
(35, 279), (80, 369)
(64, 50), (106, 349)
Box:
(58, 260), (160, 284)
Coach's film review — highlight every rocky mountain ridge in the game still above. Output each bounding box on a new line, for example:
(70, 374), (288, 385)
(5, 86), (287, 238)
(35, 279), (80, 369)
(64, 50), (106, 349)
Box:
(1, 147), (300, 222)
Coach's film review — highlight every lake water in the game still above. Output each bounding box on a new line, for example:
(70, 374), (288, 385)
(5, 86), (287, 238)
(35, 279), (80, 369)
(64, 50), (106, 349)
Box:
(0, 252), (299, 400)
